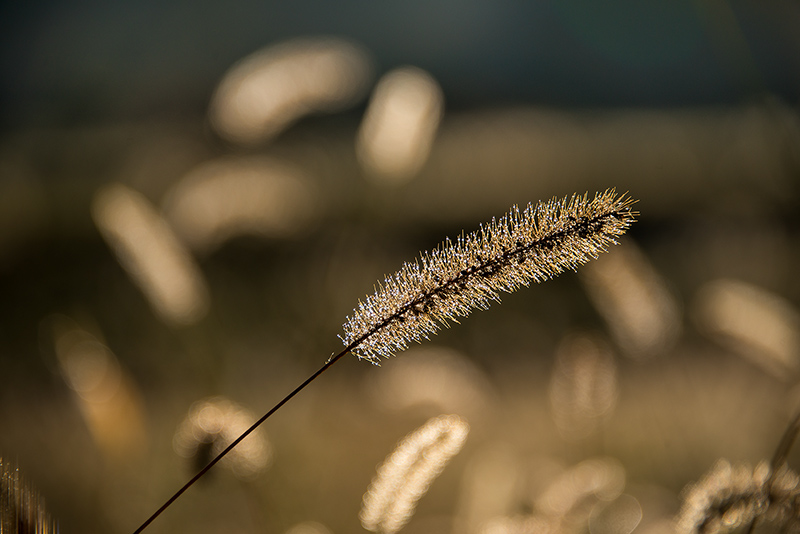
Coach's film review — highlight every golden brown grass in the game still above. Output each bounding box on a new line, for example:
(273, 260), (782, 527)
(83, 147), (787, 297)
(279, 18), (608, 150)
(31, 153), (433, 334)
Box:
(132, 189), (636, 533)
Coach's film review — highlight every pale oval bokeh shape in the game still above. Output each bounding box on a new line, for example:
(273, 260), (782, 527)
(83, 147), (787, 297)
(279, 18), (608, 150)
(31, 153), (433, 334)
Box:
(92, 184), (210, 326)
(173, 396), (273, 480)
(210, 37), (373, 144)
(588, 494), (643, 534)
(536, 458), (626, 518)
(50, 315), (147, 461)
(357, 66), (443, 185)
(693, 278), (800, 378)
(581, 239), (681, 359)
(163, 156), (319, 253)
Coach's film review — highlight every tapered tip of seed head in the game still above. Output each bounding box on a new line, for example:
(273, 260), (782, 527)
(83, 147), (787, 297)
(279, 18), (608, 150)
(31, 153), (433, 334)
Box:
(342, 190), (638, 362)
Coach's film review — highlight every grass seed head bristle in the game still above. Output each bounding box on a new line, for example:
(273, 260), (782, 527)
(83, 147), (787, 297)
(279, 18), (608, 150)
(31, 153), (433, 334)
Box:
(1, 457), (57, 534)
(341, 189), (638, 363)
(360, 414), (469, 534)
(676, 459), (800, 534)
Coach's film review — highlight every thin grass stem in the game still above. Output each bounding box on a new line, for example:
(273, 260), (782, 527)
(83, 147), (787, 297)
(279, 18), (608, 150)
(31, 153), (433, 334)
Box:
(131, 347), (350, 534)
(132, 190), (637, 533)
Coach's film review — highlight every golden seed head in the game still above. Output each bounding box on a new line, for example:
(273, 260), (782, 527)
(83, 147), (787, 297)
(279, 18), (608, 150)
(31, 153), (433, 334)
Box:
(360, 414), (470, 534)
(676, 459), (800, 534)
(341, 190), (638, 363)
(1, 457), (57, 534)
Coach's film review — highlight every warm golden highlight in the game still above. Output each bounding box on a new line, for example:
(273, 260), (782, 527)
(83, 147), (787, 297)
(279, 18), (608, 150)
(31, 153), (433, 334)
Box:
(1, 457), (57, 534)
(342, 190), (637, 362)
(131, 189), (639, 534)
(360, 414), (469, 534)
(677, 459), (800, 534)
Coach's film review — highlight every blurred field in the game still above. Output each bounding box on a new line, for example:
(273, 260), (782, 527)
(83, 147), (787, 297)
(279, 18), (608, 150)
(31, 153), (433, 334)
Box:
(1, 37), (800, 534)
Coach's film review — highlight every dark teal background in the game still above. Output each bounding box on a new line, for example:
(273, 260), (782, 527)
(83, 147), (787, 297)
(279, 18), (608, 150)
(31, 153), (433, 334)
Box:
(1, 1), (799, 129)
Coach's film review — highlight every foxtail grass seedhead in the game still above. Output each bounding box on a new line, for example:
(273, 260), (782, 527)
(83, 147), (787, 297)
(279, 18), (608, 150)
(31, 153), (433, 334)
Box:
(360, 414), (469, 534)
(341, 190), (638, 362)
(173, 396), (273, 480)
(676, 459), (800, 534)
(131, 189), (637, 534)
(1, 457), (57, 534)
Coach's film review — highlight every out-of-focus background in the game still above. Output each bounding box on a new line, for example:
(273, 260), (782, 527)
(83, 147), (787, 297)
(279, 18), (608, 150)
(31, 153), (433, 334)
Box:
(1, 2), (799, 533)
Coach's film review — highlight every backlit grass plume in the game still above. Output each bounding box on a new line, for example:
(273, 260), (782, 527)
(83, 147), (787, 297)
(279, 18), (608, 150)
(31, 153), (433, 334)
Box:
(676, 460), (800, 534)
(342, 189), (637, 362)
(1, 457), (57, 534)
(676, 411), (800, 534)
(132, 189), (637, 533)
(360, 414), (470, 534)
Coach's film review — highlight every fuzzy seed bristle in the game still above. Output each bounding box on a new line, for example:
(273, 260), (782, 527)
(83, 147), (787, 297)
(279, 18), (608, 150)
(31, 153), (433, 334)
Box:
(676, 459), (800, 534)
(341, 189), (638, 363)
(1, 457), (57, 534)
(360, 414), (469, 534)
